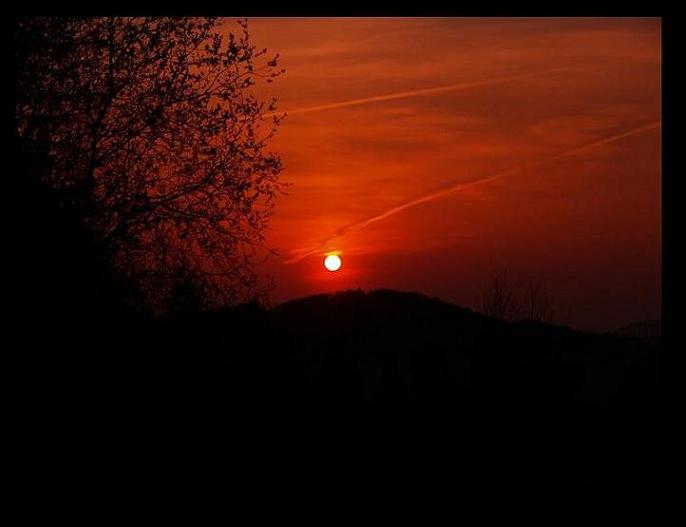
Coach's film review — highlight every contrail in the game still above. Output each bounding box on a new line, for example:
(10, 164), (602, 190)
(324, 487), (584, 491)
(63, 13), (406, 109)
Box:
(271, 69), (565, 118)
(284, 120), (660, 264)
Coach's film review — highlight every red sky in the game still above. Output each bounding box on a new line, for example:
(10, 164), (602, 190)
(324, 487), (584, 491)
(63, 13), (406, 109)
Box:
(242, 18), (660, 332)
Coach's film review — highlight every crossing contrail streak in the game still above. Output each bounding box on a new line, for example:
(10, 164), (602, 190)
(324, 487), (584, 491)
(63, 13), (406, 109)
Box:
(270, 69), (565, 118)
(284, 120), (660, 264)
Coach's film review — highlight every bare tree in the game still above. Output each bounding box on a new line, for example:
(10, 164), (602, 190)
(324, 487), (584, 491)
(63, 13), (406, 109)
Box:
(480, 267), (519, 321)
(523, 280), (555, 323)
(15, 17), (285, 310)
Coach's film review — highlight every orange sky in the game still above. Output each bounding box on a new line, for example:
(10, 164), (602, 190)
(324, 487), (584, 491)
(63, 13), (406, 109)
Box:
(242, 18), (660, 331)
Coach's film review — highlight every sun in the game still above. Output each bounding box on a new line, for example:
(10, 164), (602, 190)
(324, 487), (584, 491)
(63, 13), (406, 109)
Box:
(324, 254), (342, 272)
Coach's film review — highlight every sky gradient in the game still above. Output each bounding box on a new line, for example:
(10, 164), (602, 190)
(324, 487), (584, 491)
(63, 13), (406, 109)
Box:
(244, 18), (660, 332)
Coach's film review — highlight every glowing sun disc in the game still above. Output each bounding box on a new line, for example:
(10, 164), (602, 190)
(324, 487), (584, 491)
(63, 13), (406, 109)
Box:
(324, 254), (342, 272)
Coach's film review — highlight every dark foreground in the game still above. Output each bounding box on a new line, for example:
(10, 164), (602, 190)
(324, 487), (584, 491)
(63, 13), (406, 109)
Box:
(21, 286), (661, 500)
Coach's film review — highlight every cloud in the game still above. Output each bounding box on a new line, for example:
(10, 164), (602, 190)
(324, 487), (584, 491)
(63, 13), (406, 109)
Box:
(284, 120), (660, 264)
(273, 69), (565, 118)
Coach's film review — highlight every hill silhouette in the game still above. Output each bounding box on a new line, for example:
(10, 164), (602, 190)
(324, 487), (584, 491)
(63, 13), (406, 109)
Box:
(40, 288), (653, 498)
(272, 291), (659, 493)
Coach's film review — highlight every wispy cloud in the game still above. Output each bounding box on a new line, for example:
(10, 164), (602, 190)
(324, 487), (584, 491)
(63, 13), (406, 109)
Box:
(274, 69), (566, 118)
(284, 121), (660, 264)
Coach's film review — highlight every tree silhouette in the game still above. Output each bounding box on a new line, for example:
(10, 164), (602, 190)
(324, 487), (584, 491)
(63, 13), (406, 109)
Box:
(523, 279), (555, 323)
(15, 17), (285, 310)
(479, 267), (557, 323)
(479, 267), (518, 321)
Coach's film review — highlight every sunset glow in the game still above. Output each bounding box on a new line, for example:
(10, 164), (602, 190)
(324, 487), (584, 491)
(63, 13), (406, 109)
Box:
(246, 18), (661, 331)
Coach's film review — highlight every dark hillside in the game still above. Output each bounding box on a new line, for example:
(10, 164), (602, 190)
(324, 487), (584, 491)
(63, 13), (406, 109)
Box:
(19, 256), (661, 497)
(124, 289), (660, 497)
